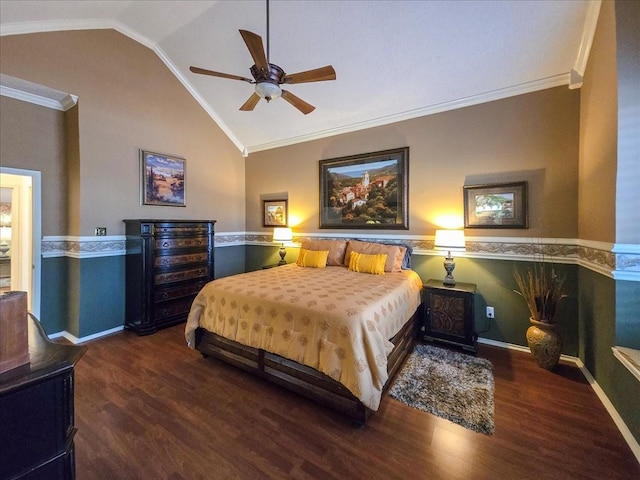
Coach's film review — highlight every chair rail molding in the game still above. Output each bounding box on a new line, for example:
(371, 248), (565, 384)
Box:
(40, 233), (639, 282)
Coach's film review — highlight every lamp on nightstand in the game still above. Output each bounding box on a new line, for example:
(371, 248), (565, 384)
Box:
(273, 227), (293, 265)
(434, 229), (466, 286)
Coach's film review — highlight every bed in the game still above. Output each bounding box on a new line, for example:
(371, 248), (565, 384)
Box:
(185, 239), (423, 424)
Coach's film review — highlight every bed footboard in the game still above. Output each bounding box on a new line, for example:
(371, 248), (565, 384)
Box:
(194, 303), (422, 425)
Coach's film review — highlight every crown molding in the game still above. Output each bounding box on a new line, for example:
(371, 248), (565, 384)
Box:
(243, 73), (570, 154)
(1, 17), (246, 154)
(572, 1), (602, 83)
(0, 74), (78, 111)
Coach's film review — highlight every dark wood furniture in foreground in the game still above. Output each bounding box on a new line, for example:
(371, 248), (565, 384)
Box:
(124, 219), (215, 335)
(423, 279), (477, 352)
(0, 314), (86, 480)
(195, 304), (423, 425)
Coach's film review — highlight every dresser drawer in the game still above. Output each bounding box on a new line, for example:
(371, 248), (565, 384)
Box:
(154, 236), (209, 251)
(154, 252), (208, 268)
(155, 266), (209, 285)
(154, 224), (210, 236)
(154, 280), (207, 303)
(154, 298), (195, 321)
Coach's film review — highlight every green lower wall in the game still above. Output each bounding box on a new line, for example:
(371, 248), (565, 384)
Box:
(579, 268), (640, 444)
(82, 256), (125, 337)
(40, 257), (69, 334)
(70, 256), (125, 338)
(41, 256), (125, 338)
(215, 245), (246, 278)
(615, 280), (640, 348)
(245, 244), (290, 272)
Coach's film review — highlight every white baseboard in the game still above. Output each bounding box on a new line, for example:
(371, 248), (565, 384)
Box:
(478, 337), (640, 464)
(48, 325), (124, 344)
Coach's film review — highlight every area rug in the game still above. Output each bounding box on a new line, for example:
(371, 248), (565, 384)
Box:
(389, 344), (495, 434)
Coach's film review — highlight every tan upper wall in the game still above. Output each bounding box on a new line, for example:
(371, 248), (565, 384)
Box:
(0, 29), (245, 236)
(614, 0), (640, 245)
(579, 0), (617, 244)
(0, 97), (67, 236)
(246, 86), (580, 239)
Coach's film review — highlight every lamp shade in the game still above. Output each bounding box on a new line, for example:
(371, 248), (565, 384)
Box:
(434, 229), (466, 251)
(272, 227), (292, 243)
(0, 226), (11, 242)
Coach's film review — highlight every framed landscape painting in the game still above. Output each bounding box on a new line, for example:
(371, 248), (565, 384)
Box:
(263, 199), (288, 227)
(319, 147), (409, 229)
(463, 181), (528, 228)
(140, 150), (186, 207)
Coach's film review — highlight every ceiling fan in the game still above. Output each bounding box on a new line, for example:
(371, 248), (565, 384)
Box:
(189, 0), (336, 115)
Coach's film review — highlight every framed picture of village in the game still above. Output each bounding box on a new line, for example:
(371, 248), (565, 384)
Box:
(140, 149), (186, 207)
(319, 147), (409, 229)
(463, 181), (528, 228)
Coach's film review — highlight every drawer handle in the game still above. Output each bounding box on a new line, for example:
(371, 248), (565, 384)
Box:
(162, 241), (170, 247)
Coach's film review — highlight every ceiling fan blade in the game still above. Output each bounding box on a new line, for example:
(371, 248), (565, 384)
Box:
(239, 30), (269, 72)
(283, 65), (336, 84)
(239, 92), (261, 111)
(281, 90), (315, 115)
(190, 66), (254, 83)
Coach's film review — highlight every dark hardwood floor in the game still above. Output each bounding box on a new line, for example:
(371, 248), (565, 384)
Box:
(71, 324), (639, 479)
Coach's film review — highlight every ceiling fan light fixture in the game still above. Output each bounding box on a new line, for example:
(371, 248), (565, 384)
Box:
(255, 81), (282, 102)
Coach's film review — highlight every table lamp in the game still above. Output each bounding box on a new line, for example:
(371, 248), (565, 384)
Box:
(273, 227), (293, 265)
(434, 229), (466, 286)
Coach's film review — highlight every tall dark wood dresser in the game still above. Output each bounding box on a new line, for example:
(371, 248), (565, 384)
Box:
(0, 310), (86, 480)
(123, 220), (215, 335)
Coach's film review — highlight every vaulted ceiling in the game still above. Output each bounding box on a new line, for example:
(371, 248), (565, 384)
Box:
(0, 0), (599, 155)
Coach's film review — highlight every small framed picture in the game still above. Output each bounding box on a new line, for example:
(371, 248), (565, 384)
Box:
(263, 199), (288, 227)
(140, 149), (186, 207)
(463, 181), (528, 228)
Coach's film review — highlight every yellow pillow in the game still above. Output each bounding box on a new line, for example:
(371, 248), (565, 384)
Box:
(296, 249), (329, 268)
(348, 252), (387, 275)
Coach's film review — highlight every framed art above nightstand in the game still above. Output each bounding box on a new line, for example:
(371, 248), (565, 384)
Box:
(423, 279), (477, 352)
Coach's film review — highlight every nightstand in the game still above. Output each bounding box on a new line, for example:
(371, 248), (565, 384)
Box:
(423, 279), (477, 352)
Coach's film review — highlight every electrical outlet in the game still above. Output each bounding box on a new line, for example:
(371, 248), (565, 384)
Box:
(95, 227), (107, 236)
(486, 306), (495, 318)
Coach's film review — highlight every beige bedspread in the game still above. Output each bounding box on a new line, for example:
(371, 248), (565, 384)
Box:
(185, 264), (422, 410)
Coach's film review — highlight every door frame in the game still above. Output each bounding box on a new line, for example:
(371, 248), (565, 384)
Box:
(0, 167), (41, 318)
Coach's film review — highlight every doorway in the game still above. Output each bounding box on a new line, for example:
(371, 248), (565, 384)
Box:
(0, 168), (41, 318)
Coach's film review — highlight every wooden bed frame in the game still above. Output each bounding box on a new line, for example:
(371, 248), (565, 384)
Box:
(194, 303), (423, 425)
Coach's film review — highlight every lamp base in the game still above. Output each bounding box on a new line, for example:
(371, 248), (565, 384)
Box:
(278, 245), (287, 265)
(442, 254), (456, 286)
